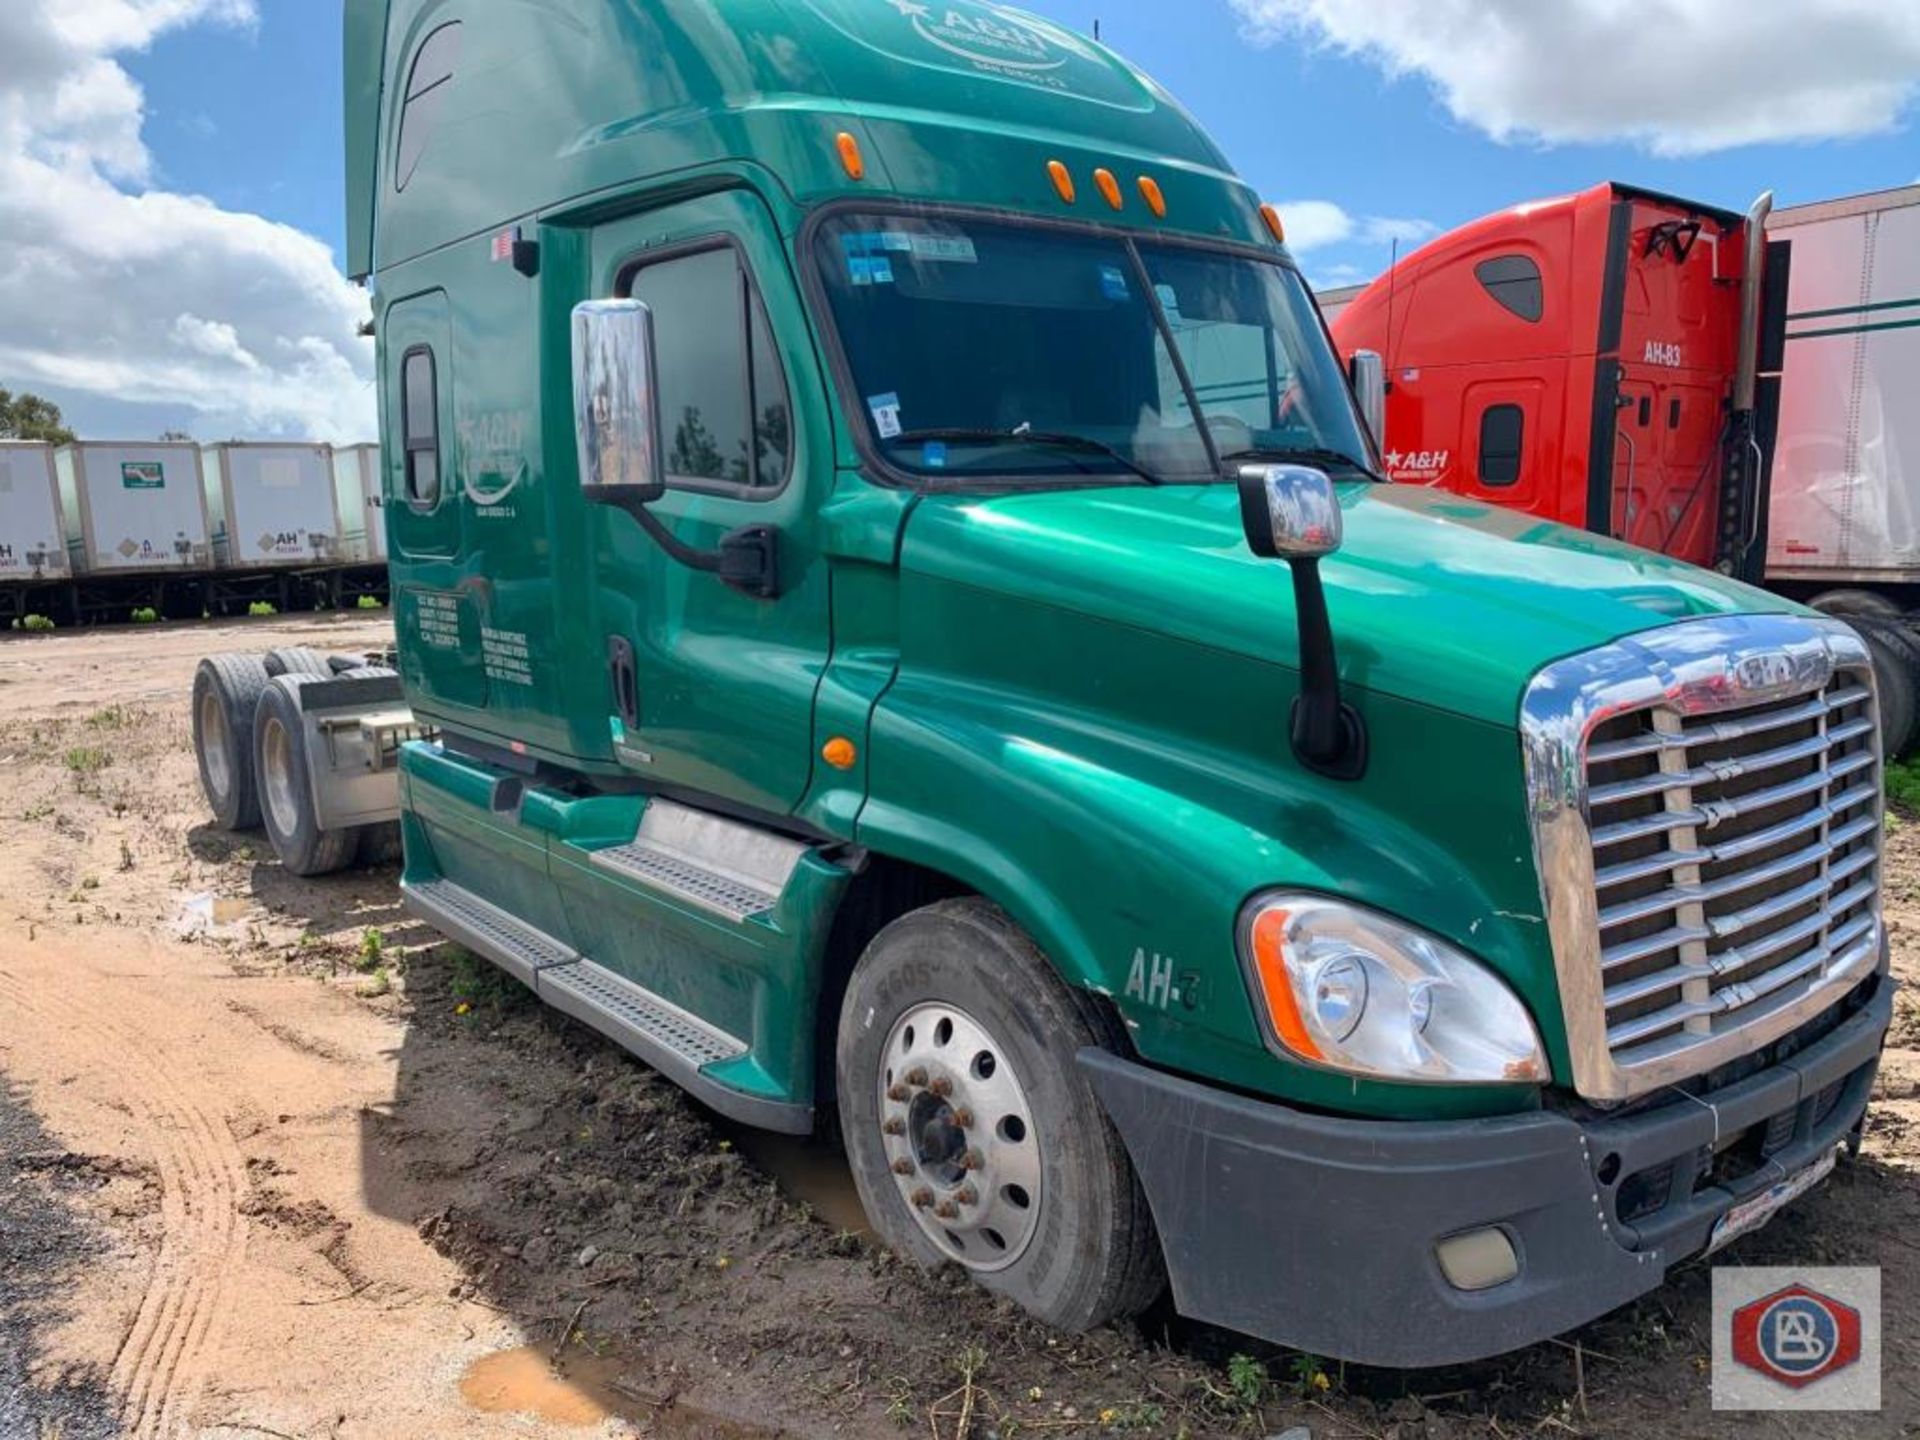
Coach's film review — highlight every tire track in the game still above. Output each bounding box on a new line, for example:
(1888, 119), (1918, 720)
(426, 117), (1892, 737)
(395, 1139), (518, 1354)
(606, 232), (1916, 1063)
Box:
(0, 965), (248, 1438)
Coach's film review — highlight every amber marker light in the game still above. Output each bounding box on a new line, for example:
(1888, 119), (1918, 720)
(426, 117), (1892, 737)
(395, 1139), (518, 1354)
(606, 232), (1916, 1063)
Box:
(1260, 203), (1287, 245)
(822, 736), (859, 771)
(1137, 175), (1167, 218)
(1248, 907), (1323, 1061)
(835, 131), (866, 181)
(1047, 160), (1076, 204)
(1094, 168), (1123, 211)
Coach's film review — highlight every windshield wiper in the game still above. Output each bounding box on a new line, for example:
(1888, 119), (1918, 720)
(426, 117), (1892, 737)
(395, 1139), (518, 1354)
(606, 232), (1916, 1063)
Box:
(1221, 445), (1378, 480)
(891, 427), (1163, 485)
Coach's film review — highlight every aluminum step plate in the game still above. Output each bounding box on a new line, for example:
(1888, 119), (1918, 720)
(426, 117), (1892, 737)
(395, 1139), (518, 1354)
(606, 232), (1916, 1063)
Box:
(540, 959), (747, 1070)
(403, 877), (576, 987)
(589, 841), (780, 921)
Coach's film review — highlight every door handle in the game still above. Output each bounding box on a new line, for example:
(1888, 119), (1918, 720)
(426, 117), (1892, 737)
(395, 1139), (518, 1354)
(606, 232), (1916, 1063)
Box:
(606, 636), (640, 729)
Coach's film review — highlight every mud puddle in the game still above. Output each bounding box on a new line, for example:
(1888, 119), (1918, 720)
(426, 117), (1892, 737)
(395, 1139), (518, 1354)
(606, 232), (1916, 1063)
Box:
(729, 1130), (871, 1237)
(461, 1345), (783, 1437)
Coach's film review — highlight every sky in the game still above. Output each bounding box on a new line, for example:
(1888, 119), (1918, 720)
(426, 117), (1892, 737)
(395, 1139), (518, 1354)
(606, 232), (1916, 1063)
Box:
(1, 0), (1917, 444)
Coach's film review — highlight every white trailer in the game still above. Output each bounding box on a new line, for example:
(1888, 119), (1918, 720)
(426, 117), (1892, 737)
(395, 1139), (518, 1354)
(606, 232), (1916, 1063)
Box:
(204, 443), (342, 569)
(54, 442), (212, 574)
(1313, 283), (1365, 327)
(332, 444), (386, 563)
(1764, 184), (1920, 587)
(0, 441), (71, 581)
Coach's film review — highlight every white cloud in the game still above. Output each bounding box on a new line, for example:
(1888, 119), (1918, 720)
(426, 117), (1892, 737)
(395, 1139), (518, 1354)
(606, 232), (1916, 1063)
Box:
(1230, 0), (1920, 155)
(0, 0), (374, 442)
(1272, 200), (1434, 253)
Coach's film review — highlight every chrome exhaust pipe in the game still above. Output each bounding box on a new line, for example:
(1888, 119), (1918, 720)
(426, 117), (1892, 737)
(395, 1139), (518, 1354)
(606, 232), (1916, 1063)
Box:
(1732, 190), (1773, 415)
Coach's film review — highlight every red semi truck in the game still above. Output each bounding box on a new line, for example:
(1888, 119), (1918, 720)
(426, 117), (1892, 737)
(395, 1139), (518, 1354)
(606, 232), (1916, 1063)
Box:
(1323, 182), (1920, 749)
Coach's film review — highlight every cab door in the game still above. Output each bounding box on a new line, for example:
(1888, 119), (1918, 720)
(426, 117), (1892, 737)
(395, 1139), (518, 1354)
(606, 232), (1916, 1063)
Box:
(587, 191), (831, 817)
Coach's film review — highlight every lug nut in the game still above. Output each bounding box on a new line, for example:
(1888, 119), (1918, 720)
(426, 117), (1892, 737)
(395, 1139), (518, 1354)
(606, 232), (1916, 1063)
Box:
(910, 1186), (934, 1208)
(933, 1200), (959, 1220)
(929, 1076), (953, 1098)
(905, 1067), (929, 1087)
(892, 1158), (914, 1176)
(956, 1185), (978, 1206)
(961, 1148), (984, 1171)
(882, 1117), (905, 1136)
(953, 1107), (975, 1129)
(887, 1084), (910, 1103)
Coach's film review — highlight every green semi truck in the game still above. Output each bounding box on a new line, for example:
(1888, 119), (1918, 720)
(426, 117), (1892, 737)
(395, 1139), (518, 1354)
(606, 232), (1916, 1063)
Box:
(188, 0), (1891, 1367)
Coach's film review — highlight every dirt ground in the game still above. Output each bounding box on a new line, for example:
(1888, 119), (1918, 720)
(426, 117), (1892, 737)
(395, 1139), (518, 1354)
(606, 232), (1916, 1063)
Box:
(0, 613), (1915, 1440)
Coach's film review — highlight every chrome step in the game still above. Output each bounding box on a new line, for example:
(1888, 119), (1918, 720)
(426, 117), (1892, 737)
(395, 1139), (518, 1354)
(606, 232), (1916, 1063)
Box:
(402, 877), (577, 986)
(587, 799), (810, 922)
(540, 958), (747, 1069)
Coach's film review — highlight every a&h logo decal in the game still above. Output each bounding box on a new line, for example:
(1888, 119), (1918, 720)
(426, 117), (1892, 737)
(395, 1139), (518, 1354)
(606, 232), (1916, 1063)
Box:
(885, 0), (1067, 74)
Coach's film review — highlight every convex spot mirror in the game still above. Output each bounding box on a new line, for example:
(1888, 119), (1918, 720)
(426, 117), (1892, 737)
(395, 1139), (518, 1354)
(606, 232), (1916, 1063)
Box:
(1238, 463), (1343, 561)
(573, 298), (666, 506)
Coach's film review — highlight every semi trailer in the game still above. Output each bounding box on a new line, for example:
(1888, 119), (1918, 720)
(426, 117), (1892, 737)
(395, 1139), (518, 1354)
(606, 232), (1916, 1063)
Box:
(0, 441), (71, 623)
(186, 0), (1892, 1367)
(333, 443), (387, 563)
(1326, 182), (1920, 750)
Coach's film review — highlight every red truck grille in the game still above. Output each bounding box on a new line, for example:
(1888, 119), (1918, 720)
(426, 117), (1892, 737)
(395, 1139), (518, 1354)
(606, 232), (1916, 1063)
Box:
(1582, 671), (1880, 1071)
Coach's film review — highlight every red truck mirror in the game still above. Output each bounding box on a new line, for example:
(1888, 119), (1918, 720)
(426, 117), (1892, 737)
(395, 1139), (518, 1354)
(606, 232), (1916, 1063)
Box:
(572, 298), (667, 506)
(1348, 349), (1385, 452)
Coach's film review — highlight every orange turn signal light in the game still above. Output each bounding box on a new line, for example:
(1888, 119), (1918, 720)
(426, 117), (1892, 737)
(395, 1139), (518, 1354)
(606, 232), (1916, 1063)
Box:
(1137, 176), (1167, 218)
(1094, 168), (1123, 211)
(1047, 160), (1076, 204)
(836, 131), (865, 181)
(1249, 908), (1322, 1061)
(1260, 203), (1287, 245)
(822, 736), (858, 771)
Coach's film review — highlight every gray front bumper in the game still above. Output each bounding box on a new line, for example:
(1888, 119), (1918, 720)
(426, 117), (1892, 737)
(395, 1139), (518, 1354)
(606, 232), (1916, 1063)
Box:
(1080, 980), (1890, 1368)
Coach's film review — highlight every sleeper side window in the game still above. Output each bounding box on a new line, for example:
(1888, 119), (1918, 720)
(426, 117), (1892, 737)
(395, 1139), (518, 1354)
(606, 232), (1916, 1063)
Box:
(401, 347), (441, 508)
(395, 22), (463, 191)
(1478, 403), (1525, 487)
(624, 245), (793, 494)
(1475, 255), (1544, 323)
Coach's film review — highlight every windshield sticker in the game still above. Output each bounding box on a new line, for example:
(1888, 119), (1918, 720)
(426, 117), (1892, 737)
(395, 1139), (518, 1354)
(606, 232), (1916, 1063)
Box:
(922, 440), (948, 468)
(911, 234), (977, 264)
(1153, 283), (1182, 321)
(848, 255), (895, 286)
(1098, 265), (1131, 302)
(868, 392), (904, 439)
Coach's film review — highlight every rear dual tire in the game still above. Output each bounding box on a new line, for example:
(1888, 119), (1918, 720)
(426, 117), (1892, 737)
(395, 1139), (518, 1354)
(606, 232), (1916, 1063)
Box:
(192, 653), (270, 830)
(253, 676), (359, 877)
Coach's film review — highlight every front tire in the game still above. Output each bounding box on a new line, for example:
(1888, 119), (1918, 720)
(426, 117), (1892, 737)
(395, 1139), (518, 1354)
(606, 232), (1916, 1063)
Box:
(837, 899), (1163, 1332)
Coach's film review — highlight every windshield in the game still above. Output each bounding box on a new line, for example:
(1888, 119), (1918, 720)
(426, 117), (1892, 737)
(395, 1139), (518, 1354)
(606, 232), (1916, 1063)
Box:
(811, 210), (1374, 485)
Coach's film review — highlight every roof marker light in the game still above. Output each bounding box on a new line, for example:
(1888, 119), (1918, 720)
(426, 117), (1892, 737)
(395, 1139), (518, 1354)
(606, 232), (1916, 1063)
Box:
(1260, 203), (1287, 245)
(1137, 176), (1167, 218)
(836, 131), (865, 181)
(1094, 168), (1123, 211)
(1047, 160), (1076, 204)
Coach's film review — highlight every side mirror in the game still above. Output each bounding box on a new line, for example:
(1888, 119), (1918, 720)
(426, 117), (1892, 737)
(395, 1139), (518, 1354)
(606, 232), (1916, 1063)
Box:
(1237, 464), (1365, 781)
(572, 299), (666, 506)
(1237, 463), (1343, 560)
(1348, 348), (1386, 451)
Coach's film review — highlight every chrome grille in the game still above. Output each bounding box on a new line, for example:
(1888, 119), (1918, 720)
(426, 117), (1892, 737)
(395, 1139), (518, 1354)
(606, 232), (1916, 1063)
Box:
(1581, 670), (1880, 1072)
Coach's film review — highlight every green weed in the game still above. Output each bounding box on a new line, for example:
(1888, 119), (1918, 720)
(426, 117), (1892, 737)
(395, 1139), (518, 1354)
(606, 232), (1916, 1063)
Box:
(248, 601), (277, 617)
(356, 595), (384, 609)
(64, 746), (110, 775)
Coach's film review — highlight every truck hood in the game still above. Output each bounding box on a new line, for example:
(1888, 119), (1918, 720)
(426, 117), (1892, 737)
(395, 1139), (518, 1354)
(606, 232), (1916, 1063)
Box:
(901, 481), (1804, 726)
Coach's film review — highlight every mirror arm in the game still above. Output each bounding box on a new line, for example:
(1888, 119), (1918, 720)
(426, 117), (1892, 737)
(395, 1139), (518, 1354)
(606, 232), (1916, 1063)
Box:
(611, 496), (781, 600)
(1285, 558), (1368, 781)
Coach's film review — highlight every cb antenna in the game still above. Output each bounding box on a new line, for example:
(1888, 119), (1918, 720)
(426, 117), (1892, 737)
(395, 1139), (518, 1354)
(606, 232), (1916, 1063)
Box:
(1094, 18), (1102, 40)
(1383, 237), (1400, 390)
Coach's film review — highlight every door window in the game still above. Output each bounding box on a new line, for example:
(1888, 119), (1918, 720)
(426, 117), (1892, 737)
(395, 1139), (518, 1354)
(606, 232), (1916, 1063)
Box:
(624, 247), (792, 494)
(1478, 403), (1525, 486)
(401, 347), (441, 508)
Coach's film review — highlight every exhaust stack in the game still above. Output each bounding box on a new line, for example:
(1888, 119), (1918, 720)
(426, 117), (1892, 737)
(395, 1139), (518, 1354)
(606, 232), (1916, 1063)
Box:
(1732, 190), (1773, 415)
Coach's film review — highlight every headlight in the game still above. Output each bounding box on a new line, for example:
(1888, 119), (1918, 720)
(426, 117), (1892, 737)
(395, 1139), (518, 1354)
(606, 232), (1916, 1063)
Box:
(1238, 894), (1549, 1084)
